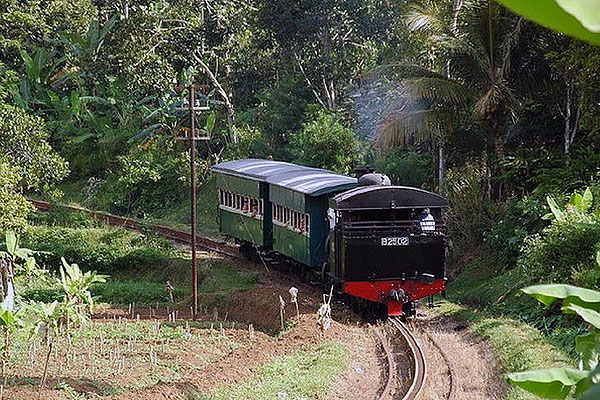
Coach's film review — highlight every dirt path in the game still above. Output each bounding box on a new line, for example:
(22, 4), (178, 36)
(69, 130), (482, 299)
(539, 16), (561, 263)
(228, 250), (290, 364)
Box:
(327, 326), (383, 400)
(412, 311), (508, 400)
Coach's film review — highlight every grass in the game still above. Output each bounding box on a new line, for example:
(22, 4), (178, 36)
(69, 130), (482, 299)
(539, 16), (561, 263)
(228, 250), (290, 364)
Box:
(22, 223), (176, 274)
(20, 212), (259, 307)
(448, 255), (585, 356)
(200, 341), (349, 400)
(90, 260), (258, 307)
(442, 253), (582, 400)
(436, 301), (573, 400)
(45, 174), (219, 236)
(20, 257), (258, 308)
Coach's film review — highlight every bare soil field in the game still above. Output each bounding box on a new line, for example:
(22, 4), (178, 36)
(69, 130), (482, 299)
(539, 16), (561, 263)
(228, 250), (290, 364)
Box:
(1, 254), (508, 400)
(1, 256), (381, 400)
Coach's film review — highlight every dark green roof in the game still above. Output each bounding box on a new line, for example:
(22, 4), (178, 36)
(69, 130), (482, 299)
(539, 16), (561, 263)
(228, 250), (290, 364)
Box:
(212, 159), (357, 196)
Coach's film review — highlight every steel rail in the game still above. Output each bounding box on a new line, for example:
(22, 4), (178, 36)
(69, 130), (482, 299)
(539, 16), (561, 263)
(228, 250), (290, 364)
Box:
(29, 199), (241, 259)
(389, 317), (427, 400)
(374, 327), (395, 400)
(424, 331), (456, 400)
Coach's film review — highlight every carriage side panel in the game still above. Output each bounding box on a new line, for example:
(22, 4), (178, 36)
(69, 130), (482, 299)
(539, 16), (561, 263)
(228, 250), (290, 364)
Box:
(215, 173), (266, 246)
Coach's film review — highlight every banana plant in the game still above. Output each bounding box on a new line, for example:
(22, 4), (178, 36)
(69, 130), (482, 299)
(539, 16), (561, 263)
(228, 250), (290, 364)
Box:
(0, 231), (37, 310)
(57, 258), (107, 319)
(60, 16), (117, 63)
(544, 187), (599, 223)
(507, 252), (600, 399)
(497, 0), (600, 46)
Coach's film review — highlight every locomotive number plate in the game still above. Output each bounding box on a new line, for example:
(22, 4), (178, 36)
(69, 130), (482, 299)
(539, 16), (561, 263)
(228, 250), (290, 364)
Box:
(381, 237), (409, 246)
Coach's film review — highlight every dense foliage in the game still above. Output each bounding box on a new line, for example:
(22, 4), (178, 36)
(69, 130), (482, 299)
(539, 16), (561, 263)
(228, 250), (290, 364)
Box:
(290, 107), (360, 173)
(0, 161), (32, 232)
(23, 225), (174, 274)
(0, 0), (597, 297)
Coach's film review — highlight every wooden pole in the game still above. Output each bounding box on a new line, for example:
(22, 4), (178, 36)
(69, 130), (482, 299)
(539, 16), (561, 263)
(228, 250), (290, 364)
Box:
(190, 85), (198, 320)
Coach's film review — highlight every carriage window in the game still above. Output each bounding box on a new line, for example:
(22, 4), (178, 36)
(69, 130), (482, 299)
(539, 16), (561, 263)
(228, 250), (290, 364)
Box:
(271, 203), (309, 236)
(218, 189), (263, 218)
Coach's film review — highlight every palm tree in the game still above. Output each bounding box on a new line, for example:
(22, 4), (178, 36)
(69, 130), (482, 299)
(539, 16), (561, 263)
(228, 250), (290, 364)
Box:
(377, 0), (526, 195)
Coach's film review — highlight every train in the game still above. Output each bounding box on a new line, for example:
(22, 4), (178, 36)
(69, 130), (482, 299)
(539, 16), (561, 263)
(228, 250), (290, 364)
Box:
(211, 159), (448, 317)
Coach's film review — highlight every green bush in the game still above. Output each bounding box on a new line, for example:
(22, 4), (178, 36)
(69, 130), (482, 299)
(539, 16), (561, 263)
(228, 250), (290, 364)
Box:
(516, 186), (600, 287)
(444, 158), (493, 274)
(0, 160), (32, 233)
(374, 148), (431, 187)
(110, 135), (192, 215)
(23, 226), (174, 273)
(0, 103), (68, 191)
(290, 106), (361, 173)
(519, 221), (600, 286)
(485, 196), (548, 270)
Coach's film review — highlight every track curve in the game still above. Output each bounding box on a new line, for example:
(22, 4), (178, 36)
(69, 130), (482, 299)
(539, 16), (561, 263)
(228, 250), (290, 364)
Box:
(389, 317), (427, 400)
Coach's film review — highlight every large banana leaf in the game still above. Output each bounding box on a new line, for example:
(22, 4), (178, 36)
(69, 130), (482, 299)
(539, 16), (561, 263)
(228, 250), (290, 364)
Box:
(506, 368), (590, 399)
(567, 304), (600, 329)
(497, 0), (600, 45)
(522, 284), (600, 311)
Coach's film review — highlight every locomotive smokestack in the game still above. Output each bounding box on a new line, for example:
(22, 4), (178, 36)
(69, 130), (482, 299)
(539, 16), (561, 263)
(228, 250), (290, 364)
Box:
(357, 172), (391, 186)
(353, 166), (375, 178)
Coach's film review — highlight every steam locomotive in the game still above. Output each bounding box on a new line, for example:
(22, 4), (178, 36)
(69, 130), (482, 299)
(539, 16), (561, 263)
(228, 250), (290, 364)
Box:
(211, 159), (448, 316)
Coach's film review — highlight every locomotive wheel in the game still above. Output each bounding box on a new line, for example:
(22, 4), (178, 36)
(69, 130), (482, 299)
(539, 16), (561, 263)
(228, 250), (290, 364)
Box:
(238, 241), (254, 260)
(300, 265), (312, 283)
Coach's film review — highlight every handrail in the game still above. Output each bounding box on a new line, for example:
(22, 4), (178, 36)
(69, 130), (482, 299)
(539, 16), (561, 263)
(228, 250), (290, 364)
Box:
(340, 219), (446, 234)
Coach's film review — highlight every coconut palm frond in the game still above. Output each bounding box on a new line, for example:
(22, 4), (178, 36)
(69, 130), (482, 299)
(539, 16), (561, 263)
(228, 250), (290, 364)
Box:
(404, 76), (472, 106)
(376, 108), (450, 149)
(498, 17), (524, 79)
(435, 34), (492, 82)
(405, 3), (446, 35)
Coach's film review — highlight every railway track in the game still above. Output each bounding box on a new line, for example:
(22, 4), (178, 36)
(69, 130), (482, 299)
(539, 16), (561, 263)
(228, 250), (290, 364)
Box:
(388, 317), (427, 400)
(29, 199), (241, 259)
(378, 317), (455, 400)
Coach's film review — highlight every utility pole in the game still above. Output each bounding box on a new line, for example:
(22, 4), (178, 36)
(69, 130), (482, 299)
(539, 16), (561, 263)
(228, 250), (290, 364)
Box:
(175, 84), (210, 320)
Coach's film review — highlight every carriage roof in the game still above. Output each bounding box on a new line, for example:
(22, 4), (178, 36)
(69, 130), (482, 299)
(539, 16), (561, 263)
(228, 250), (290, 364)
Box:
(212, 159), (357, 196)
(331, 185), (449, 210)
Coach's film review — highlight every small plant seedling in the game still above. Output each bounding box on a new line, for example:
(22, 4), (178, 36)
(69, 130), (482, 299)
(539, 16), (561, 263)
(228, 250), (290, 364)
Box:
(279, 295), (286, 331)
(317, 286), (334, 333)
(166, 280), (174, 302)
(289, 287), (299, 319)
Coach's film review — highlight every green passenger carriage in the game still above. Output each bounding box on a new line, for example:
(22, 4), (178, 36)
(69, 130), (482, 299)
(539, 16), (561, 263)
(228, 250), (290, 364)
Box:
(211, 159), (357, 267)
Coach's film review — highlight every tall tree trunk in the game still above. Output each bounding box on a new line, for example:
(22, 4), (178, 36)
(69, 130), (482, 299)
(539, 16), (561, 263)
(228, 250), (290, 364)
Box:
(561, 84), (580, 164)
(488, 112), (506, 200)
(319, 29), (336, 110)
(438, 141), (445, 195)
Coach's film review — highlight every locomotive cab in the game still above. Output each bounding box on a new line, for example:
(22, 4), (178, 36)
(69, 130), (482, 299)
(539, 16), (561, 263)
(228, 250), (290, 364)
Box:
(328, 182), (449, 316)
